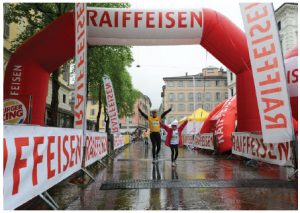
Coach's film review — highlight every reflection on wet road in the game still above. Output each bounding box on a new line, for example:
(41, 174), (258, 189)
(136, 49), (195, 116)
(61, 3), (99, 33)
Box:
(67, 142), (297, 210)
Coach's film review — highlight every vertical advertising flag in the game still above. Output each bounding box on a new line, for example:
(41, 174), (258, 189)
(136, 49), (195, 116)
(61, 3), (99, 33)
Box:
(74, 3), (87, 132)
(240, 3), (294, 143)
(103, 75), (121, 135)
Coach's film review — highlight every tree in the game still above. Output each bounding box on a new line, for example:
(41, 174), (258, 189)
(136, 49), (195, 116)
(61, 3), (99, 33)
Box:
(88, 45), (140, 132)
(5, 3), (74, 126)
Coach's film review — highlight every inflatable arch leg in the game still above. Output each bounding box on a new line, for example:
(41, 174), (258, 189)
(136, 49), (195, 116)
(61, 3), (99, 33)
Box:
(4, 12), (75, 125)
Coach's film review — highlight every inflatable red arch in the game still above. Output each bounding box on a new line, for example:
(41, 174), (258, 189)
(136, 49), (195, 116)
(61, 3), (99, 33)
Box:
(4, 7), (298, 148)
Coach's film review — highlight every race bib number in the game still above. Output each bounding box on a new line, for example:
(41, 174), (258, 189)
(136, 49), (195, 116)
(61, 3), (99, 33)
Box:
(152, 121), (159, 126)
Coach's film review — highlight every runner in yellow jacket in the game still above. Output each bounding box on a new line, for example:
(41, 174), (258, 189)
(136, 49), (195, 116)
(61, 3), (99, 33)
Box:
(138, 105), (172, 163)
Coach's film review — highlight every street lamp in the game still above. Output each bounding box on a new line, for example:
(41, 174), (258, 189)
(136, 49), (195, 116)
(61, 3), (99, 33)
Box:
(192, 76), (196, 134)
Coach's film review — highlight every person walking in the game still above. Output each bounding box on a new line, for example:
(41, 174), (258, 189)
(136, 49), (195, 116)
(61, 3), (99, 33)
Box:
(138, 105), (172, 163)
(160, 119), (188, 167)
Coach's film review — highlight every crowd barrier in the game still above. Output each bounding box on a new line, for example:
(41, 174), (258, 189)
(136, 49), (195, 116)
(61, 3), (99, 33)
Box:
(183, 133), (214, 150)
(183, 132), (295, 167)
(113, 134), (125, 150)
(232, 132), (293, 166)
(3, 125), (128, 210)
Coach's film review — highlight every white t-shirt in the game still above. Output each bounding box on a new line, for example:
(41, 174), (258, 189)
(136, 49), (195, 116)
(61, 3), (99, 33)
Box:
(170, 129), (179, 145)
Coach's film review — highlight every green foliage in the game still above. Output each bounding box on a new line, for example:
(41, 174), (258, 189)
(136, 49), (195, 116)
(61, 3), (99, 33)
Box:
(88, 45), (139, 117)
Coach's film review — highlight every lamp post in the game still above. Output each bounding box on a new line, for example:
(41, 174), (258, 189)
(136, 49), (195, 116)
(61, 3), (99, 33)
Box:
(192, 75), (196, 134)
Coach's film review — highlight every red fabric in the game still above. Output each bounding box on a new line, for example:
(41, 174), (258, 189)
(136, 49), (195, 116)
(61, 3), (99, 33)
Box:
(4, 11), (75, 125)
(201, 8), (260, 132)
(160, 120), (188, 147)
(200, 100), (226, 134)
(200, 97), (237, 153)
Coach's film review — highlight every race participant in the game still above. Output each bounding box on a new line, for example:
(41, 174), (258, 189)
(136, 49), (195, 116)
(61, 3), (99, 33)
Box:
(160, 119), (188, 167)
(138, 105), (172, 163)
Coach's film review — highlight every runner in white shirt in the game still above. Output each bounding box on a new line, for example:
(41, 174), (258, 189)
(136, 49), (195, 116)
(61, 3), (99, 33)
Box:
(160, 119), (188, 167)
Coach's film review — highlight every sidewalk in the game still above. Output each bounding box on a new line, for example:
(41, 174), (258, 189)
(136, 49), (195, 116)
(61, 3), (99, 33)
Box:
(67, 142), (297, 210)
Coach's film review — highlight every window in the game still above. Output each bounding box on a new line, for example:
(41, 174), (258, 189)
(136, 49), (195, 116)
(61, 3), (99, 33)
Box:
(178, 81), (184, 87)
(168, 81), (174, 87)
(216, 80), (223, 86)
(196, 103), (202, 109)
(188, 92), (194, 101)
(178, 93), (185, 101)
(188, 81), (193, 87)
(277, 21), (281, 31)
(231, 88), (234, 97)
(225, 92), (228, 99)
(230, 72), (233, 81)
(216, 92), (221, 101)
(4, 5), (10, 39)
(90, 109), (95, 116)
(178, 104), (185, 112)
(205, 93), (211, 101)
(169, 93), (175, 101)
(205, 81), (211, 87)
(63, 94), (66, 103)
(189, 103), (194, 112)
(169, 104), (175, 111)
(196, 81), (203, 87)
(196, 93), (202, 101)
(92, 100), (97, 105)
(204, 103), (211, 111)
(63, 64), (70, 83)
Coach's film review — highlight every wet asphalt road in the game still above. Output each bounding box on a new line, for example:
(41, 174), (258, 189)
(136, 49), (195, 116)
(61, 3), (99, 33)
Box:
(66, 142), (297, 210)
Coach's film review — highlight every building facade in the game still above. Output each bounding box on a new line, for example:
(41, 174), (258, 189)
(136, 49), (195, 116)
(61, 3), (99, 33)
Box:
(85, 97), (106, 130)
(120, 94), (152, 130)
(227, 69), (236, 98)
(162, 66), (228, 124)
(44, 64), (75, 128)
(275, 3), (298, 56)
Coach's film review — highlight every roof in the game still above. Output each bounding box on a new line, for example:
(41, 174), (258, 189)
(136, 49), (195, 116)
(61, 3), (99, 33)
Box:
(163, 73), (227, 81)
(275, 3), (298, 13)
(204, 65), (218, 69)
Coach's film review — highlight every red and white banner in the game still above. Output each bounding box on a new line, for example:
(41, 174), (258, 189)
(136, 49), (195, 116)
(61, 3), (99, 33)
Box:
(87, 8), (203, 46)
(4, 95), (32, 124)
(113, 134), (124, 150)
(183, 135), (194, 146)
(232, 132), (292, 166)
(194, 133), (214, 150)
(74, 3), (87, 130)
(103, 75), (120, 135)
(3, 125), (83, 210)
(85, 131), (108, 166)
(285, 55), (298, 97)
(240, 3), (294, 143)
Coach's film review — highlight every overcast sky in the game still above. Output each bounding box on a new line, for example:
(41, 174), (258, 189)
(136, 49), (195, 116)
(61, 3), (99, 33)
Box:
(125, 0), (284, 109)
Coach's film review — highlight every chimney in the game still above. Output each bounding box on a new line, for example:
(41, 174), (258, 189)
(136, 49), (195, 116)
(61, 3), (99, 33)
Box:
(185, 72), (188, 76)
